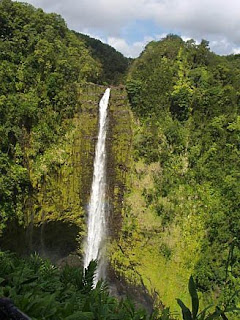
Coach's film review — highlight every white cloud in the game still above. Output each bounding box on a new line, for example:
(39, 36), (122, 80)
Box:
(209, 38), (233, 55)
(233, 47), (240, 54)
(22, 0), (144, 33)
(107, 36), (156, 57)
(107, 33), (171, 57)
(16, 0), (240, 56)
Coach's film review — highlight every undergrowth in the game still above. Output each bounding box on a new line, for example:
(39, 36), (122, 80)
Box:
(0, 251), (238, 319)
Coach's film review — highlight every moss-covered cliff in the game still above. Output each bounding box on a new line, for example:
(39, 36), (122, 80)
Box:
(1, 84), (98, 257)
(0, 84), (133, 266)
(107, 87), (133, 237)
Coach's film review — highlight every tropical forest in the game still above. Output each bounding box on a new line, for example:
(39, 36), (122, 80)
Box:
(0, 0), (239, 319)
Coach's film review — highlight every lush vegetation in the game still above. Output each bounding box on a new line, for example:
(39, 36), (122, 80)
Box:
(0, 0), (240, 319)
(0, 251), (237, 319)
(75, 33), (130, 84)
(0, 0), (103, 233)
(110, 34), (240, 315)
(0, 0), (130, 235)
(0, 251), (150, 319)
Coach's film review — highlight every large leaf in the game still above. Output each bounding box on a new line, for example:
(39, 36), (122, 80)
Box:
(65, 311), (94, 320)
(197, 305), (213, 320)
(20, 276), (39, 286)
(205, 307), (223, 320)
(188, 276), (199, 319)
(83, 260), (98, 293)
(177, 299), (192, 320)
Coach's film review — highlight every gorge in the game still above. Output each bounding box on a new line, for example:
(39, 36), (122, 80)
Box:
(0, 1), (239, 319)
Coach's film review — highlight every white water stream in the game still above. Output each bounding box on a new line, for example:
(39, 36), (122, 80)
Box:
(84, 88), (110, 284)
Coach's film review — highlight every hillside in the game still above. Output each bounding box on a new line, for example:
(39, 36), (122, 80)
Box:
(75, 32), (130, 84)
(110, 34), (240, 313)
(0, 0), (102, 236)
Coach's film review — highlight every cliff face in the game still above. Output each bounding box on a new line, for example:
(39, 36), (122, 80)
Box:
(107, 87), (132, 237)
(0, 84), (133, 264)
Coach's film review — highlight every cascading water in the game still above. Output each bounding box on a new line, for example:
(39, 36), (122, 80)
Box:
(84, 88), (110, 285)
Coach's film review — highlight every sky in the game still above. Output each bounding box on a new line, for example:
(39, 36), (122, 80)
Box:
(17, 0), (240, 58)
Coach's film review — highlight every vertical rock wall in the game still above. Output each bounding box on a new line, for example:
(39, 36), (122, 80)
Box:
(107, 87), (132, 237)
(0, 84), (133, 263)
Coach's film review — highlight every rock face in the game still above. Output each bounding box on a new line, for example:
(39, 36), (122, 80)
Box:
(107, 86), (132, 238)
(0, 84), (132, 265)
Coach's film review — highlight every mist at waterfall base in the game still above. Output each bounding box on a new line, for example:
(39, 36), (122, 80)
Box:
(84, 88), (111, 285)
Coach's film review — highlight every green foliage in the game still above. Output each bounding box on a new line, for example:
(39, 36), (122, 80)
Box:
(170, 48), (193, 121)
(126, 79), (143, 113)
(116, 34), (240, 313)
(1, 252), (236, 319)
(126, 35), (183, 118)
(177, 276), (239, 320)
(76, 32), (130, 84)
(0, 0), (101, 231)
(0, 251), (175, 319)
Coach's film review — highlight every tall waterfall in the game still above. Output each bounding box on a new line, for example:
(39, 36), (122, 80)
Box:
(84, 88), (110, 284)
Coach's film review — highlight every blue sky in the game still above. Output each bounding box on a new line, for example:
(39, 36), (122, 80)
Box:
(120, 20), (165, 43)
(17, 0), (240, 57)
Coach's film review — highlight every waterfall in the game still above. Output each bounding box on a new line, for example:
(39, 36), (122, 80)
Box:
(84, 88), (110, 284)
